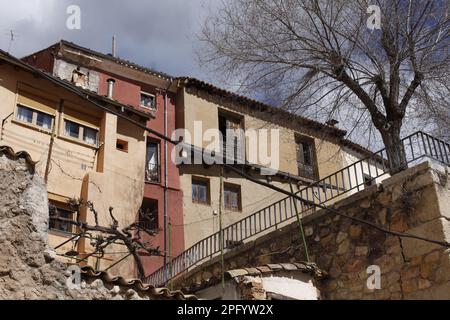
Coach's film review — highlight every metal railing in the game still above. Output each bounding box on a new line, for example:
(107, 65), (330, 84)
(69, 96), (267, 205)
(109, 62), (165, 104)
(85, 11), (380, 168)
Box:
(143, 131), (450, 286)
(145, 163), (160, 183)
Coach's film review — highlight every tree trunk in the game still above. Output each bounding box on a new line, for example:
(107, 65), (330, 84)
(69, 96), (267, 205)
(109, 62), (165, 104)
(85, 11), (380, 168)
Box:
(131, 249), (146, 279)
(380, 124), (408, 174)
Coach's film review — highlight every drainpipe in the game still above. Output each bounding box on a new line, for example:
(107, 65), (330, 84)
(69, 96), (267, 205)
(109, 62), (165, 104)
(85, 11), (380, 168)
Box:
(163, 89), (169, 281)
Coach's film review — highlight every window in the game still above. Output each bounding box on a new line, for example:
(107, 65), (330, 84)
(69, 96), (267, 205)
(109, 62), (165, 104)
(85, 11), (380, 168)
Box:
(296, 136), (318, 180)
(16, 105), (54, 130)
(192, 177), (210, 205)
(49, 203), (75, 234)
(64, 120), (80, 138)
(218, 113), (244, 163)
(140, 92), (156, 109)
(83, 127), (98, 145)
(36, 112), (53, 130)
(146, 142), (160, 183)
(17, 105), (33, 123)
(63, 119), (98, 146)
(139, 198), (158, 231)
(224, 183), (242, 211)
(116, 139), (129, 152)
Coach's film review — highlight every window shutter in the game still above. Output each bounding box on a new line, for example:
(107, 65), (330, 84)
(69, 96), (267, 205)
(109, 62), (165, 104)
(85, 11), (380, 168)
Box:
(17, 91), (58, 115)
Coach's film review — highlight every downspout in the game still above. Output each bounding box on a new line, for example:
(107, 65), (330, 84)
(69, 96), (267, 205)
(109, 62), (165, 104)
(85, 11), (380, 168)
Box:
(163, 87), (169, 282)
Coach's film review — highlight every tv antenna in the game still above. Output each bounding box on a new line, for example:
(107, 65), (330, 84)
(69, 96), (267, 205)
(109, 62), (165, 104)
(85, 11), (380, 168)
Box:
(7, 30), (15, 53)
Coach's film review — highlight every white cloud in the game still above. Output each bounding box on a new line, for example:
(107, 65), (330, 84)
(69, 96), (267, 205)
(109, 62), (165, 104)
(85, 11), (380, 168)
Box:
(0, 0), (214, 78)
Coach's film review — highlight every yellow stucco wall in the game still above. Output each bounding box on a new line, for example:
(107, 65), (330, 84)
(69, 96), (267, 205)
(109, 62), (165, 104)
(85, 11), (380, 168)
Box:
(178, 87), (356, 248)
(0, 64), (146, 278)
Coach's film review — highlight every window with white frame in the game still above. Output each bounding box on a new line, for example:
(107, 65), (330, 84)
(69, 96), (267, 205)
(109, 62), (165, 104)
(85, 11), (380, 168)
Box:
(16, 105), (54, 131)
(63, 119), (98, 146)
(140, 92), (156, 110)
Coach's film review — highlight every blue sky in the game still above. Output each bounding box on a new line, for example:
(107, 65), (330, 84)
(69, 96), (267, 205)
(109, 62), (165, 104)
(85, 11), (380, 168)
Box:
(0, 0), (218, 79)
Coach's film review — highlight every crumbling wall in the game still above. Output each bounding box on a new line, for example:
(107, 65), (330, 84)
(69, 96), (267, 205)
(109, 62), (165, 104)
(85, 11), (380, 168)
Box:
(0, 151), (174, 300)
(179, 161), (450, 300)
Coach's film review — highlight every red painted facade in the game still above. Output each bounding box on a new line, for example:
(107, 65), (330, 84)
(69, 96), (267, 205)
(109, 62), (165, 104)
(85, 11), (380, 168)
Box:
(22, 42), (185, 277)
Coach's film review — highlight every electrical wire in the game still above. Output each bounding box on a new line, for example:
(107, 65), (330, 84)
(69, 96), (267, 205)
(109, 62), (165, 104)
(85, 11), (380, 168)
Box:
(10, 55), (449, 251)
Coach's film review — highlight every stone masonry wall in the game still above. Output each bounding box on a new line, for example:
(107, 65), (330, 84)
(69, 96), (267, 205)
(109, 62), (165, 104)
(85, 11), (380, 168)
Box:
(0, 151), (177, 300)
(179, 161), (450, 300)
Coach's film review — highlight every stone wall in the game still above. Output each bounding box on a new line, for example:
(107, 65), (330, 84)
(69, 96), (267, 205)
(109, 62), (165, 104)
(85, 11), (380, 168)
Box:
(178, 161), (450, 300)
(0, 150), (190, 300)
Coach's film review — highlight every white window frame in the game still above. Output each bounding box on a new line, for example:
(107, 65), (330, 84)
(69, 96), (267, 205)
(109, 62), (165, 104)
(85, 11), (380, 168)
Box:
(15, 104), (54, 132)
(63, 119), (99, 147)
(140, 91), (156, 110)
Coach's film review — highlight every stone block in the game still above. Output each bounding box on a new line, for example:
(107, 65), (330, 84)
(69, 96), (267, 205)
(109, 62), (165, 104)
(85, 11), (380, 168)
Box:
(349, 225), (362, 240)
(400, 266), (420, 280)
(336, 231), (347, 244)
(413, 185), (441, 223)
(355, 246), (368, 257)
(402, 218), (450, 259)
(337, 239), (350, 255)
(402, 278), (418, 294)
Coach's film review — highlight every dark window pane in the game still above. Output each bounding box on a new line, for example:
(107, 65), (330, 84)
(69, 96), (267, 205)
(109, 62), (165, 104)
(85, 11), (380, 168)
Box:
(302, 142), (312, 166)
(17, 105), (33, 123)
(64, 120), (80, 139)
(224, 184), (240, 210)
(140, 93), (155, 109)
(83, 127), (98, 145)
(49, 206), (74, 233)
(139, 198), (158, 230)
(36, 112), (53, 130)
(296, 138), (317, 180)
(198, 184), (207, 202)
(192, 179), (208, 204)
(146, 143), (160, 182)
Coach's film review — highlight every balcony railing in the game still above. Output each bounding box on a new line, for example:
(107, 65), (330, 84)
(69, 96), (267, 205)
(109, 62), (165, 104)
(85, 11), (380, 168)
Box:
(137, 219), (158, 232)
(298, 162), (317, 180)
(143, 131), (450, 287)
(145, 163), (160, 183)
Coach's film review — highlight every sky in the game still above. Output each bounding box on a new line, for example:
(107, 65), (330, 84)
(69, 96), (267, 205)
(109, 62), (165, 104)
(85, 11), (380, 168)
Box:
(0, 0), (218, 79)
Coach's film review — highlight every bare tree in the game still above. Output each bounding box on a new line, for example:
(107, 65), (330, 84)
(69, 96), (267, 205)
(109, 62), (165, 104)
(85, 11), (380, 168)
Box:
(50, 199), (161, 279)
(200, 0), (449, 172)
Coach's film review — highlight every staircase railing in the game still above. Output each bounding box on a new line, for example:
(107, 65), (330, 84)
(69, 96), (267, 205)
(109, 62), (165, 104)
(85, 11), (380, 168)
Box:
(143, 131), (450, 286)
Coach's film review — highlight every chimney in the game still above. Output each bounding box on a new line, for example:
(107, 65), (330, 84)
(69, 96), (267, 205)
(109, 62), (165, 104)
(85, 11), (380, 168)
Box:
(107, 78), (115, 99)
(112, 36), (117, 58)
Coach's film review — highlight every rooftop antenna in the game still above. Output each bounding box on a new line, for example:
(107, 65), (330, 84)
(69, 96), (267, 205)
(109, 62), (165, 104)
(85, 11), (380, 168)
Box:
(7, 30), (15, 53)
(112, 35), (116, 57)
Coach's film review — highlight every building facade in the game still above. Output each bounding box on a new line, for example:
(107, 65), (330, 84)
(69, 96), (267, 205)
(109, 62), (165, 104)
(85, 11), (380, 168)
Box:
(23, 41), (185, 276)
(174, 78), (384, 249)
(19, 41), (383, 283)
(0, 49), (151, 278)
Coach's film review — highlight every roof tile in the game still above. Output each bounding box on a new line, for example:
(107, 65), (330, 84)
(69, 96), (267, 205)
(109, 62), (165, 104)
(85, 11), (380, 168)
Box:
(225, 269), (249, 278)
(266, 264), (283, 271)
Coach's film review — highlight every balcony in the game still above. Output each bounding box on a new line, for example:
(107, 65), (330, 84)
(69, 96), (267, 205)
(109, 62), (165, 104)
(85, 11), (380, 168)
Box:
(298, 162), (318, 180)
(222, 139), (245, 164)
(137, 219), (158, 232)
(145, 163), (160, 183)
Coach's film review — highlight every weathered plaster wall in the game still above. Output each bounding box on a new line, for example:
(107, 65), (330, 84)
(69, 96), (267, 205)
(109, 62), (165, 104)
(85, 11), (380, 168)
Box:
(178, 87), (363, 249)
(0, 63), (147, 278)
(0, 151), (187, 300)
(178, 161), (450, 300)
